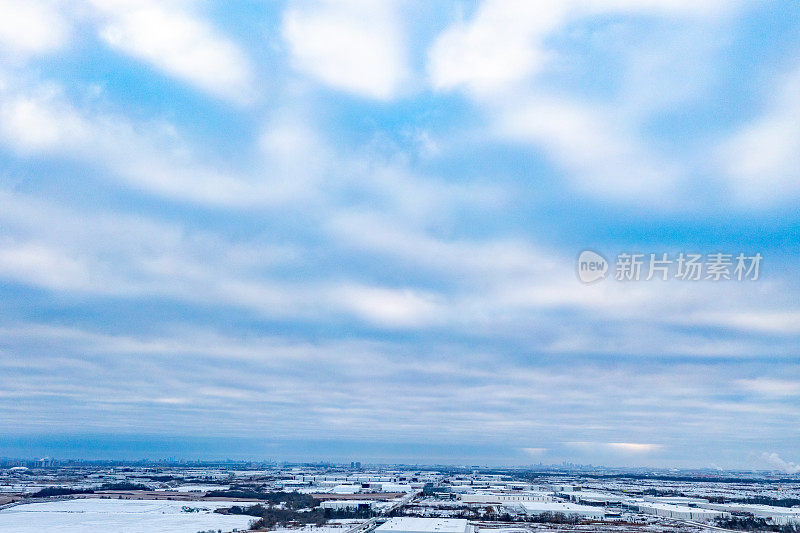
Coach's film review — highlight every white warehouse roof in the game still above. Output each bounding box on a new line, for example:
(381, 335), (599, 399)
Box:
(700, 503), (800, 524)
(461, 492), (551, 503)
(331, 484), (361, 494)
(319, 500), (376, 509)
(517, 502), (605, 519)
(636, 502), (727, 521)
(375, 518), (470, 533)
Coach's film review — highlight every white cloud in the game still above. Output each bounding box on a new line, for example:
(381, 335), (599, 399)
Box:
(568, 441), (663, 454)
(327, 210), (552, 281)
(0, 242), (93, 291)
(0, 189), (457, 330)
(0, 83), (271, 206)
(0, 0), (70, 58)
(521, 447), (547, 457)
(283, 0), (409, 99)
(428, 0), (727, 96)
(1, 75), (494, 214)
(332, 284), (444, 328)
(428, 0), (567, 95)
(325, 207), (800, 355)
(761, 452), (800, 474)
(427, 0), (733, 204)
(739, 379), (800, 398)
(257, 111), (332, 197)
(0, 87), (92, 152)
(4, 319), (795, 458)
(88, 0), (253, 102)
(687, 311), (800, 335)
(0, 189), (302, 308)
(718, 62), (800, 205)
(606, 442), (662, 453)
(584, 0), (728, 17)
(494, 95), (677, 201)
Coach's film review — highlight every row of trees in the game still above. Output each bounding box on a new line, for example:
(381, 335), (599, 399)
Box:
(206, 488), (316, 510)
(715, 516), (800, 532)
(30, 481), (152, 497)
(213, 494), (379, 531)
(391, 507), (585, 525)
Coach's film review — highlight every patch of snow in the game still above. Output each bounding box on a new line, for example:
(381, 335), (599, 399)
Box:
(0, 498), (254, 533)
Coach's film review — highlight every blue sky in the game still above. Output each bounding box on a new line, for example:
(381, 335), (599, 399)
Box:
(0, 0), (799, 470)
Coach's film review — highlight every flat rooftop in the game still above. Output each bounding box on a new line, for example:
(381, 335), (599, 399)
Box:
(518, 502), (605, 514)
(640, 503), (723, 515)
(375, 518), (470, 533)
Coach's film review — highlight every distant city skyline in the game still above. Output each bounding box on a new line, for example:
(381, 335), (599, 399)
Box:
(0, 1), (798, 470)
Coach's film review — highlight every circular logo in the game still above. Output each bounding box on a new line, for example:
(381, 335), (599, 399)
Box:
(577, 250), (608, 283)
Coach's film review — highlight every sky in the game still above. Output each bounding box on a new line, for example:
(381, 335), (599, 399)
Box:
(0, 0), (799, 470)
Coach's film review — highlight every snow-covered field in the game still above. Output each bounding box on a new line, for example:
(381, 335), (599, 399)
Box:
(0, 498), (254, 533)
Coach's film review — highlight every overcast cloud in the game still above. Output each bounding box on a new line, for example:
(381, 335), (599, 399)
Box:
(0, 0), (798, 468)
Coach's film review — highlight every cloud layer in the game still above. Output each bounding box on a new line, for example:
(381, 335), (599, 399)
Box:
(0, 0), (798, 467)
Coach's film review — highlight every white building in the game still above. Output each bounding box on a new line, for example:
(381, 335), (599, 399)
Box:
(635, 502), (728, 521)
(561, 491), (623, 506)
(700, 503), (800, 525)
(644, 496), (706, 506)
(374, 483), (414, 493)
(330, 484), (362, 494)
(277, 479), (309, 488)
(319, 500), (376, 511)
(516, 502), (606, 519)
(461, 492), (551, 504)
(374, 518), (471, 533)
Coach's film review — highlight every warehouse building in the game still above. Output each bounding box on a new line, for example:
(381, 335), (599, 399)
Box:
(560, 490), (624, 506)
(374, 518), (471, 533)
(634, 502), (728, 521)
(699, 503), (800, 525)
(516, 501), (606, 519)
(461, 492), (551, 504)
(319, 500), (376, 511)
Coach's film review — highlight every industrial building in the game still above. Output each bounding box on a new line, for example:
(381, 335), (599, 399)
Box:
(460, 492), (551, 504)
(516, 501), (606, 519)
(319, 500), (376, 511)
(374, 518), (471, 533)
(699, 503), (800, 525)
(632, 502), (728, 521)
(559, 490), (624, 506)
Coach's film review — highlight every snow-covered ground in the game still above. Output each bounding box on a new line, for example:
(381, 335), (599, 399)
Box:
(0, 498), (254, 533)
